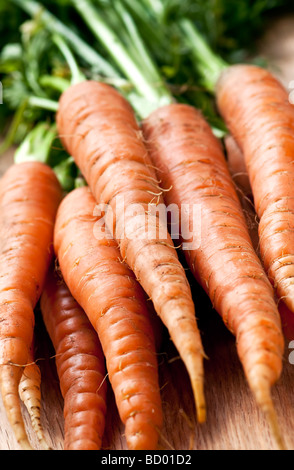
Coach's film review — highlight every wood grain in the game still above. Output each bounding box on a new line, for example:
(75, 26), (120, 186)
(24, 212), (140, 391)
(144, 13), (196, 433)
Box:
(1, 17), (294, 450)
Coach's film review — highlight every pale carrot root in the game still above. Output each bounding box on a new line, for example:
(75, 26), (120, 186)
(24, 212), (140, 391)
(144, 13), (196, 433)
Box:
(248, 364), (286, 450)
(0, 308), (35, 450)
(0, 363), (33, 450)
(19, 346), (51, 450)
(189, 368), (206, 424)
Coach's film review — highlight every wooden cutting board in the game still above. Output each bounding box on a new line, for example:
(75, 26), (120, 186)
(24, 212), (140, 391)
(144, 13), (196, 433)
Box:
(1, 15), (294, 451)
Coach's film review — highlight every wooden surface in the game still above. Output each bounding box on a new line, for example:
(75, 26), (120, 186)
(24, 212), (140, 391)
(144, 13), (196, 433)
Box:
(1, 16), (294, 451)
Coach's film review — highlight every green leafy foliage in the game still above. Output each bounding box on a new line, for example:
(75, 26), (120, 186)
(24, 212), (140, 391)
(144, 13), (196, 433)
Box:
(0, 17), (73, 144)
(133, 0), (293, 57)
(0, 0), (293, 165)
(109, 0), (293, 128)
(0, 0), (25, 133)
(119, 0), (293, 90)
(13, 120), (80, 191)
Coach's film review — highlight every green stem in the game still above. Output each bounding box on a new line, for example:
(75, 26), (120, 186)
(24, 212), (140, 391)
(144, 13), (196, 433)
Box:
(52, 34), (85, 85)
(27, 96), (59, 112)
(53, 156), (77, 193)
(14, 121), (77, 192)
(114, 1), (160, 84)
(142, 0), (164, 18)
(14, 121), (57, 164)
(72, 0), (172, 108)
(39, 75), (70, 94)
(180, 19), (228, 92)
(0, 99), (28, 155)
(114, 0), (173, 105)
(121, 0), (164, 52)
(11, 0), (119, 78)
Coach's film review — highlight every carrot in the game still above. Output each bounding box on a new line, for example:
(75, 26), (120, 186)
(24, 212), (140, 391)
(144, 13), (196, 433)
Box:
(225, 134), (294, 343)
(56, 80), (206, 423)
(40, 264), (107, 450)
(216, 64), (294, 318)
(19, 339), (51, 450)
(54, 185), (164, 450)
(142, 103), (285, 449)
(181, 20), (294, 318)
(0, 161), (62, 450)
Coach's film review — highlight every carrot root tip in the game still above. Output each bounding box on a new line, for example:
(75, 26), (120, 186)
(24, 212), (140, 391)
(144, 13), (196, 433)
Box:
(253, 382), (286, 450)
(191, 378), (206, 424)
(262, 401), (286, 451)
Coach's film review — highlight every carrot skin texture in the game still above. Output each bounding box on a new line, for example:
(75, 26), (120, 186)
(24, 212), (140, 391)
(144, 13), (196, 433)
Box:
(54, 186), (164, 450)
(19, 340), (51, 450)
(226, 135), (294, 342)
(142, 104), (285, 448)
(40, 266), (107, 450)
(216, 64), (294, 315)
(56, 81), (205, 423)
(0, 162), (62, 449)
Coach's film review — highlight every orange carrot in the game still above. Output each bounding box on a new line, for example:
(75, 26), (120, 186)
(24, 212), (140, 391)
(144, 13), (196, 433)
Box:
(0, 161), (62, 449)
(225, 134), (294, 342)
(54, 186), (164, 450)
(19, 339), (51, 450)
(142, 103), (285, 449)
(216, 64), (294, 316)
(56, 80), (206, 423)
(40, 264), (107, 450)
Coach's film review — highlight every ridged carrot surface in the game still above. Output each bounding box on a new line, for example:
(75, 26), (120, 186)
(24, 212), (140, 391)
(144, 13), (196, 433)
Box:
(19, 340), (51, 450)
(54, 186), (164, 450)
(142, 103), (285, 449)
(0, 162), (62, 449)
(40, 265), (107, 450)
(225, 133), (294, 342)
(56, 80), (205, 423)
(216, 64), (294, 316)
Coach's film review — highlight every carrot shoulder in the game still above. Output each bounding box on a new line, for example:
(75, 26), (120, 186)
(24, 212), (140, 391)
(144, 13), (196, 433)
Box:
(56, 80), (206, 423)
(40, 265), (107, 450)
(216, 64), (294, 316)
(0, 161), (62, 449)
(54, 186), (164, 450)
(142, 103), (285, 449)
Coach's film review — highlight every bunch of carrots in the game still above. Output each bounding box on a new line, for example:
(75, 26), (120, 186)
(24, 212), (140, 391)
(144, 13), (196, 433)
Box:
(0, 0), (293, 451)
